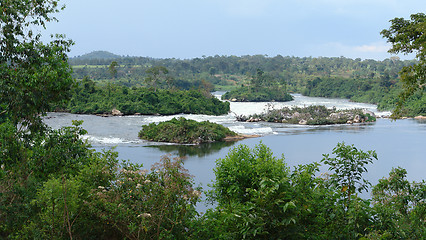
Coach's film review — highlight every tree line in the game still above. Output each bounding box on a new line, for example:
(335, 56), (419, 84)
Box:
(68, 51), (424, 116)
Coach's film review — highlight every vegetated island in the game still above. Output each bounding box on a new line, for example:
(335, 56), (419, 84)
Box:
(221, 69), (294, 102)
(237, 105), (376, 125)
(56, 78), (230, 116)
(138, 117), (256, 144)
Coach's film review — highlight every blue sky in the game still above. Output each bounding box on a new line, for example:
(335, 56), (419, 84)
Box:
(43, 0), (425, 60)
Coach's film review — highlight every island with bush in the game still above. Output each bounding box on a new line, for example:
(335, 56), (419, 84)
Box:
(139, 117), (248, 144)
(56, 78), (230, 116)
(237, 105), (376, 125)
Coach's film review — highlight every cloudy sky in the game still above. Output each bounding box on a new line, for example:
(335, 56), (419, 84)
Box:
(42, 0), (425, 60)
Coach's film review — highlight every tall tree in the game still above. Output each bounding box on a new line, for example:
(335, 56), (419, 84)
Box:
(381, 13), (426, 117)
(0, 0), (74, 131)
(144, 66), (169, 92)
(108, 60), (118, 79)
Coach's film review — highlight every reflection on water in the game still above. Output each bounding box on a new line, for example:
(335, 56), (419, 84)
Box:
(145, 141), (237, 157)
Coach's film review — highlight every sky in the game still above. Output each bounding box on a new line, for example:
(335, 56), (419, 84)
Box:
(42, 0), (425, 60)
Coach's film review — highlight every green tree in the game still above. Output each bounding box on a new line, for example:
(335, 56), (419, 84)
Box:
(321, 142), (378, 206)
(370, 167), (426, 239)
(108, 60), (118, 79)
(0, 0), (74, 131)
(381, 13), (426, 118)
(321, 142), (377, 239)
(203, 143), (298, 239)
(144, 66), (169, 92)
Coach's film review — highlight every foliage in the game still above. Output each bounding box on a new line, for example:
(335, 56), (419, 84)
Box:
(59, 78), (230, 116)
(144, 66), (171, 92)
(301, 76), (426, 117)
(85, 156), (201, 240)
(369, 167), (426, 239)
(222, 85), (293, 102)
(1, 2), (426, 238)
(1, 120), (201, 239)
(139, 117), (237, 144)
(321, 142), (378, 239)
(68, 52), (424, 115)
(202, 143), (298, 239)
(322, 142), (378, 204)
(222, 69), (293, 102)
(381, 13), (426, 118)
(192, 142), (380, 239)
(0, 0), (74, 131)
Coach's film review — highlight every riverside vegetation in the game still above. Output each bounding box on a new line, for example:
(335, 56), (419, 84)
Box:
(138, 117), (237, 144)
(68, 49), (424, 117)
(55, 77), (230, 116)
(1, 3), (425, 239)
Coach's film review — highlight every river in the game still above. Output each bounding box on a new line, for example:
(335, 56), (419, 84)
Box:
(44, 93), (426, 205)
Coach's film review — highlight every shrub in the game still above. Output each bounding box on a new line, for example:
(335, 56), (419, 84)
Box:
(138, 117), (237, 144)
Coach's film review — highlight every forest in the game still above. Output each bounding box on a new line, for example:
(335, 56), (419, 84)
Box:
(68, 50), (424, 116)
(1, 1), (425, 239)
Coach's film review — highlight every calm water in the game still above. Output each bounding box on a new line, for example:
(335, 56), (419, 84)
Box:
(44, 94), (425, 204)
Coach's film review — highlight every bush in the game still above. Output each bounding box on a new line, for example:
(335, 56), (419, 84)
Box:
(138, 117), (237, 144)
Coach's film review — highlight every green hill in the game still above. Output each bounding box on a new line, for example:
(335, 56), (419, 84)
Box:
(73, 50), (122, 60)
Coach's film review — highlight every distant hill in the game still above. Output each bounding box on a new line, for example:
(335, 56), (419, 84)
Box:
(72, 51), (122, 60)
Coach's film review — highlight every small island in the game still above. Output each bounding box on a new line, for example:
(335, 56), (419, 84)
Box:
(221, 69), (293, 102)
(139, 117), (245, 144)
(56, 77), (230, 116)
(237, 105), (376, 125)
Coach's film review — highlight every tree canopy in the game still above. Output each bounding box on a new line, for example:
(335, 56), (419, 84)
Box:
(0, 0), (74, 131)
(381, 13), (426, 117)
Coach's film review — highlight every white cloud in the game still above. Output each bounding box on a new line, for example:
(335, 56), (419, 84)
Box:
(308, 41), (393, 60)
(353, 42), (390, 53)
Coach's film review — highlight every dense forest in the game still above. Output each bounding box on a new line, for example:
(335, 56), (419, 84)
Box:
(69, 51), (424, 116)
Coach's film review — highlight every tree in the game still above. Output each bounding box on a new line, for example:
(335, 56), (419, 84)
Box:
(321, 142), (378, 206)
(107, 61), (118, 99)
(0, 1), (75, 237)
(0, 0), (74, 132)
(371, 167), (426, 238)
(144, 66), (169, 92)
(108, 61), (118, 79)
(381, 13), (426, 118)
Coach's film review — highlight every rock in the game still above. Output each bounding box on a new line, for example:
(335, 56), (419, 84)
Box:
(328, 112), (340, 121)
(362, 109), (376, 118)
(111, 108), (123, 116)
(353, 115), (361, 123)
(299, 119), (307, 125)
(414, 115), (426, 120)
(347, 120), (353, 124)
(231, 98), (237, 102)
(134, 113), (141, 115)
(293, 112), (300, 118)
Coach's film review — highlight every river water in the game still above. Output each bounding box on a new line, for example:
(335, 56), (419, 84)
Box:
(44, 93), (425, 203)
